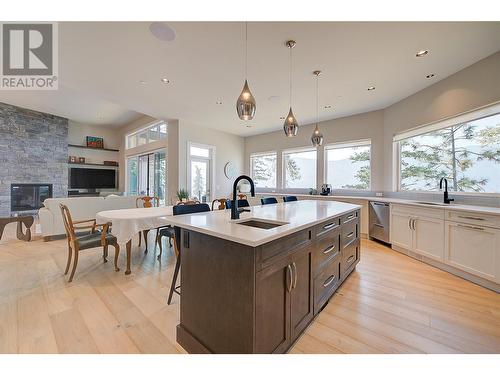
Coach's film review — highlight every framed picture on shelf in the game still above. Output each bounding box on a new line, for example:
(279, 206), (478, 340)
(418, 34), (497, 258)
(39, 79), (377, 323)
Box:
(86, 136), (104, 149)
(69, 156), (77, 163)
(78, 157), (86, 164)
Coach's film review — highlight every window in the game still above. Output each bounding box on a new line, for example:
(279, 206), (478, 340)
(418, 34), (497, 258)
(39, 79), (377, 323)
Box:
(126, 150), (167, 205)
(188, 143), (214, 202)
(283, 148), (317, 189)
(395, 111), (500, 193)
(250, 152), (277, 189)
(126, 121), (167, 149)
(325, 140), (371, 190)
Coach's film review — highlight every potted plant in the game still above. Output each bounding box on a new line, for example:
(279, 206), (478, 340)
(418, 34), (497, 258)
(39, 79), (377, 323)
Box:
(176, 188), (189, 202)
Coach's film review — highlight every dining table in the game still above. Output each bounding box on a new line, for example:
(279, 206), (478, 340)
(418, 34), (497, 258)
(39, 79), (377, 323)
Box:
(96, 206), (173, 275)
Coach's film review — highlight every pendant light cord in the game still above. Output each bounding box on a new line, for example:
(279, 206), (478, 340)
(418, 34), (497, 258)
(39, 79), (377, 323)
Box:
(316, 73), (319, 129)
(245, 22), (248, 79)
(289, 46), (292, 108)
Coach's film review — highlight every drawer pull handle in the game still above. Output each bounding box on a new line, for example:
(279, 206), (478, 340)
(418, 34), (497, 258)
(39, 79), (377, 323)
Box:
(457, 224), (484, 231)
(347, 255), (355, 264)
(346, 231), (354, 238)
(457, 215), (485, 221)
(323, 275), (336, 287)
(373, 223), (384, 228)
(323, 223), (337, 230)
(346, 214), (355, 220)
(323, 244), (336, 254)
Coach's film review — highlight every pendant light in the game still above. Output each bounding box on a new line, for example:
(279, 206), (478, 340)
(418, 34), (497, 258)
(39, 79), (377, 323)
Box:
(236, 22), (256, 121)
(283, 40), (299, 137)
(311, 70), (324, 147)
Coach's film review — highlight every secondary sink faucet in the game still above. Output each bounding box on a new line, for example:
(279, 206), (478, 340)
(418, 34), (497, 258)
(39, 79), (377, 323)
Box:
(439, 177), (454, 204)
(231, 175), (255, 220)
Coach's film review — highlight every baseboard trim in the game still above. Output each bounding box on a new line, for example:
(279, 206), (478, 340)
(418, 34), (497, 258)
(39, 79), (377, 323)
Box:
(391, 244), (499, 293)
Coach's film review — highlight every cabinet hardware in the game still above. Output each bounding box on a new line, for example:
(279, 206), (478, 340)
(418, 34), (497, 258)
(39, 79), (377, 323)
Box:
(457, 224), (485, 231)
(286, 265), (293, 292)
(408, 218), (412, 230)
(323, 223), (337, 230)
(323, 244), (336, 254)
(347, 255), (355, 264)
(457, 215), (485, 221)
(292, 262), (297, 289)
(346, 214), (354, 219)
(412, 218), (416, 230)
(323, 275), (336, 287)
(373, 223), (384, 228)
(346, 231), (354, 238)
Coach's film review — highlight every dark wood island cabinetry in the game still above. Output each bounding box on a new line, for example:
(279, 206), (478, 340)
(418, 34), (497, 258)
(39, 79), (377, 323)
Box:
(166, 200), (361, 353)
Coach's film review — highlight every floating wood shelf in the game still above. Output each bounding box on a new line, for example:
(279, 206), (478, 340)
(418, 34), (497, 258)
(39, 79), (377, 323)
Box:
(68, 162), (119, 167)
(68, 144), (119, 152)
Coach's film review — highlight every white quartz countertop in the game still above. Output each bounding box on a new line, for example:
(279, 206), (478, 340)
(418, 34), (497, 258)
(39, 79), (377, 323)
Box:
(257, 193), (500, 216)
(160, 200), (361, 247)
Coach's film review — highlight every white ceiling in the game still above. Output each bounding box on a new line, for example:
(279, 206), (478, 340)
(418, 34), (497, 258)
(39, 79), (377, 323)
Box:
(2, 22), (500, 135)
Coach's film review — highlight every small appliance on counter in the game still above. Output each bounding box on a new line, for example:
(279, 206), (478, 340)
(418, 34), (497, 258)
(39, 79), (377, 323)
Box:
(320, 184), (332, 195)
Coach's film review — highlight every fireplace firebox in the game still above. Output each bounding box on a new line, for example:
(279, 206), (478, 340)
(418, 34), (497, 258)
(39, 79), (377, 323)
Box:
(10, 184), (53, 212)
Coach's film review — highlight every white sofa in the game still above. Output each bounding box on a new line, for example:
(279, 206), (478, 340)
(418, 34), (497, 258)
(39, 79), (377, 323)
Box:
(39, 195), (139, 239)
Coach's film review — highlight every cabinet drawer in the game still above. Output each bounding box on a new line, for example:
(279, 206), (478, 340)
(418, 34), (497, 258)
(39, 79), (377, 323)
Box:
(342, 220), (359, 248)
(341, 210), (358, 225)
(392, 204), (444, 220)
(315, 217), (341, 238)
(341, 241), (359, 278)
(314, 255), (340, 314)
(313, 226), (340, 273)
(446, 210), (500, 229)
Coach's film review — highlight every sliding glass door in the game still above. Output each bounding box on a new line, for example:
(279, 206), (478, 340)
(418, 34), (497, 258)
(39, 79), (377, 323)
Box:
(126, 149), (167, 205)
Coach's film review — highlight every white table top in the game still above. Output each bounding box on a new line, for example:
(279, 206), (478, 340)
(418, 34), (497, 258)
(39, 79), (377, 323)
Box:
(160, 200), (361, 247)
(96, 206), (173, 244)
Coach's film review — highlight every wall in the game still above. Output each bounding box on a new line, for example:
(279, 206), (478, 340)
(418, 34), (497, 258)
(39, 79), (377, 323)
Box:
(178, 121), (245, 198)
(244, 110), (385, 192)
(0, 102), (68, 216)
(68, 121), (120, 165)
(383, 51), (500, 190)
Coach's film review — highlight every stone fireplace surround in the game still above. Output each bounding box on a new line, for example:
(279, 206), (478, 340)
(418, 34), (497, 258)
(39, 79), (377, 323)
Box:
(0, 102), (68, 217)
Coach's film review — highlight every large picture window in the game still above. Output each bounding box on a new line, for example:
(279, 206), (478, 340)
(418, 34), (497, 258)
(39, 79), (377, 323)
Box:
(395, 111), (500, 193)
(325, 140), (371, 190)
(283, 148), (317, 189)
(250, 152), (277, 189)
(126, 121), (167, 149)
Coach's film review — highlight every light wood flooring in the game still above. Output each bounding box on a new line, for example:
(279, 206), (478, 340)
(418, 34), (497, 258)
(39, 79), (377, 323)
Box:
(0, 224), (499, 354)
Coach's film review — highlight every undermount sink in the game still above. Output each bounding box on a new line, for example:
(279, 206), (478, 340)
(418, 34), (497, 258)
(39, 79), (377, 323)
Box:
(234, 218), (288, 230)
(413, 201), (448, 206)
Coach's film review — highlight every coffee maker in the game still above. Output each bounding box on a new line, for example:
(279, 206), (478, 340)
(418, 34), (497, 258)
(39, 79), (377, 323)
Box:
(320, 184), (332, 196)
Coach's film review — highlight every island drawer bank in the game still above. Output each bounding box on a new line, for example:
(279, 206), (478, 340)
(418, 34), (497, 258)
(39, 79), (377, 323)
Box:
(163, 200), (361, 353)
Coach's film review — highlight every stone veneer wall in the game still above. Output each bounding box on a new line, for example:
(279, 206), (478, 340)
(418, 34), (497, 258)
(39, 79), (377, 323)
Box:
(0, 102), (68, 216)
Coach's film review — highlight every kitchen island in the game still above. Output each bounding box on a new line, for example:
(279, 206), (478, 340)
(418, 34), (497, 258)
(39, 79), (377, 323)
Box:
(164, 200), (361, 354)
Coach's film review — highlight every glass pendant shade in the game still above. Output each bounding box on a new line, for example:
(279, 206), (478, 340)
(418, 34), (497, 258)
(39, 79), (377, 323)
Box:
(236, 79), (256, 120)
(311, 125), (324, 146)
(283, 107), (299, 137)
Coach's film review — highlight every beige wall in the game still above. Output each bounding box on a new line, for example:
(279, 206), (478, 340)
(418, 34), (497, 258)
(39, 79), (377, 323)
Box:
(68, 121), (120, 165)
(383, 51), (500, 189)
(178, 121), (245, 198)
(244, 51), (500, 192)
(244, 110), (385, 191)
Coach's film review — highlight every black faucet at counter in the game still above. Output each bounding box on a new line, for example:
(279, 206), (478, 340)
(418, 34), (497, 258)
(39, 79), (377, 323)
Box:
(439, 177), (454, 204)
(231, 175), (255, 220)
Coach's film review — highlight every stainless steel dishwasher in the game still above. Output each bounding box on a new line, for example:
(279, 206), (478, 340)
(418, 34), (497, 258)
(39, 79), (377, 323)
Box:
(369, 201), (390, 244)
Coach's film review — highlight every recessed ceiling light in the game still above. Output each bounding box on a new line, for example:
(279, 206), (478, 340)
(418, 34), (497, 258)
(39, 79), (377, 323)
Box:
(160, 78), (170, 84)
(324, 105), (332, 109)
(216, 101), (223, 105)
(367, 86), (376, 91)
(416, 50), (429, 57)
(150, 22), (176, 42)
(139, 80), (147, 85)
(426, 73), (435, 79)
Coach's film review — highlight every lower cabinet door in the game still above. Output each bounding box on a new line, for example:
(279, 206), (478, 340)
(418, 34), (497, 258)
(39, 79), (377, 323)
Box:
(290, 248), (313, 342)
(413, 216), (444, 260)
(445, 222), (500, 282)
(255, 256), (291, 353)
(391, 212), (412, 249)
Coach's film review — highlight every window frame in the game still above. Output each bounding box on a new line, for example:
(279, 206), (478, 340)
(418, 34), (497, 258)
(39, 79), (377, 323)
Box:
(126, 120), (168, 150)
(282, 146), (318, 191)
(250, 151), (278, 190)
(393, 103), (500, 196)
(187, 141), (216, 202)
(324, 139), (372, 191)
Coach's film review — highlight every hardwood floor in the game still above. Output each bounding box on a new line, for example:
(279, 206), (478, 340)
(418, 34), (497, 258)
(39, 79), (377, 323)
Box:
(1, 224), (499, 353)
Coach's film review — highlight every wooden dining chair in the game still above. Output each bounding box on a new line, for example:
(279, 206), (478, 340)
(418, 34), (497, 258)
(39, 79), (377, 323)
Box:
(225, 199), (250, 209)
(261, 197), (278, 205)
(136, 196), (160, 253)
(166, 203), (211, 305)
(59, 204), (120, 282)
(211, 198), (228, 210)
(283, 196), (298, 202)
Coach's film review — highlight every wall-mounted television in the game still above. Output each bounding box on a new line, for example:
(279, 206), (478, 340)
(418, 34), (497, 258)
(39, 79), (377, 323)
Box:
(69, 168), (116, 189)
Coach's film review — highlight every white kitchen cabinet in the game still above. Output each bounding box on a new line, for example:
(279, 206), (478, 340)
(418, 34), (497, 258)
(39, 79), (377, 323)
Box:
(390, 204), (445, 260)
(445, 221), (500, 282)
